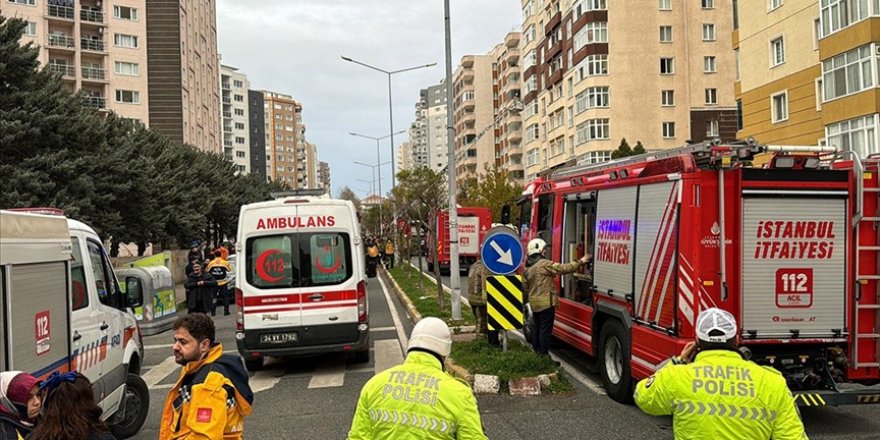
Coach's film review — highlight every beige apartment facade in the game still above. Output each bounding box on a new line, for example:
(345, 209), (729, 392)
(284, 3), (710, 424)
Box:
(520, 0), (737, 179)
(263, 91), (307, 186)
(220, 64), (250, 174)
(736, 0), (880, 156)
(496, 31), (525, 182)
(453, 54), (496, 186)
(146, 0), (219, 153)
(4, 0), (149, 122)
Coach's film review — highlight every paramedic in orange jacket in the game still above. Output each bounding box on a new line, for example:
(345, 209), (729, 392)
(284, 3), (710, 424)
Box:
(160, 314), (254, 440)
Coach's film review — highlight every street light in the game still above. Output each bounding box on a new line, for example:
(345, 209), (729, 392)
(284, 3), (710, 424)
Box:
(341, 56), (436, 189)
(354, 159), (391, 233)
(351, 130), (404, 232)
(356, 178), (374, 196)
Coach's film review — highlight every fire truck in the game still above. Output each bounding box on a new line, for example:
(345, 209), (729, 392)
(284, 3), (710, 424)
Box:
(516, 140), (880, 406)
(426, 207), (492, 274)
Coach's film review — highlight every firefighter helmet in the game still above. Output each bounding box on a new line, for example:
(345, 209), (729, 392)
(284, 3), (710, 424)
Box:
(527, 238), (547, 255)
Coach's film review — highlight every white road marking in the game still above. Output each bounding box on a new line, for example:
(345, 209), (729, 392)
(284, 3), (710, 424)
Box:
(377, 275), (409, 351)
(151, 383), (174, 390)
(143, 343), (173, 350)
(143, 356), (180, 389)
(369, 326), (396, 332)
(251, 370), (283, 393)
(373, 339), (404, 375)
(307, 362), (347, 389)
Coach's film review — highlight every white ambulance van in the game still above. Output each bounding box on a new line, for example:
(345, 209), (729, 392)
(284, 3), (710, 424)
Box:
(234, 197), (368, 370)
(0, 210), (149, 438)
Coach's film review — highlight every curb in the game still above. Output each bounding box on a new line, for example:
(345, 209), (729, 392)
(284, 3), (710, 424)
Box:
(444, 358), (473, 383)
(404, 261), (471, 308)
(383, 267), (475, 333)
(443, 358), (561, 395)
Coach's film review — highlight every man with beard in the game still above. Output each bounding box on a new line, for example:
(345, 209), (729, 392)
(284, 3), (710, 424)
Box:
(184, 262), (217, 314)
(160, 314), (254, 440)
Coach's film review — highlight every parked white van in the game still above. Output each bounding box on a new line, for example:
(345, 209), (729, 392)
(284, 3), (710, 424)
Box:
(234, 197), (368, 370)
(0, 210), (149, 438)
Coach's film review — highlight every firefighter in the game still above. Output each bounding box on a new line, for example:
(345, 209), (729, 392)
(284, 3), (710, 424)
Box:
(206, 251), (232, 316)
(347, 317), (487, 440)
(522, 238), (590, 356)
(634, 308), (808, 440)
(467, 257), (499, 347)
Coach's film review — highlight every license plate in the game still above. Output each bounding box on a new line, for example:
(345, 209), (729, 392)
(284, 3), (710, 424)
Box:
(261, 332), (298, 344)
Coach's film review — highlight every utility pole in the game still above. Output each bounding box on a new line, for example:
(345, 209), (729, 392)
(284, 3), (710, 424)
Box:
(444, 0), (461, 320)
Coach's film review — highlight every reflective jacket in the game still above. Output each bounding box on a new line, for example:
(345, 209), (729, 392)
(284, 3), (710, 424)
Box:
(522, 255), (584, 313)
(206, 258), (232, 286)
(385, 242), (396, 255)
(348, 351), (487, 440)
(159, 344), (254, 440)
(634, 350), (808, 440)
(467, 260), (489, 306)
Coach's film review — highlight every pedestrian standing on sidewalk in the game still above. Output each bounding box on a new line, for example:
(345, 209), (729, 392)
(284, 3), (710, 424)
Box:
(384, 239), (396, 269)
(348, 317), (488, 440)
(522, 238), (590, 356)
(206, 251), (232, 316)
(467, 258), (499, 347)
(184, 262), (217, 314)
(366, 239), (380, 277)
(160, 314), (254, 440)
(0, 371), (41, 440)
(27, 372), (115, 440)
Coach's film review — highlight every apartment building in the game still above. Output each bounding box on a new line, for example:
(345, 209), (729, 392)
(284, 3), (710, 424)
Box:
(146, 0), (219, 153)
(317, 161), (331, 194)
(306, 142), (319, 189)
(4, 0), (149, 121)
(520, 0), (737, 179)
(409, 82), (450, 171)
(247, 90), (267, 182)
(495, 32), (525, 182)
(398, 141), (416, 171)
(220, 64), (249, 174)
(736, 0), (880, 156)
(262, 91), (307, 186)
(453, 54), (496, 185)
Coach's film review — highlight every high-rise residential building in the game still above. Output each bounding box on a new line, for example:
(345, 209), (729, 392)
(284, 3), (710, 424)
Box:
(453, 54), (496, 185)
(220, 64), (249, 174)
(397, 141), (414, 171)
(4, 0), (149, 121)
(262, 91), (307, 186)
(146, 0), (219, 153)
(306, 142), (319, 189)
(406, 116), (429, 169)
(736, 0), (880, 156)
(317, 161), (331, 194)
(247, 90), (267, 182)
(519, 0), (737, 179)
(410, 82), (450, 172)
(495, 32), (525, 182)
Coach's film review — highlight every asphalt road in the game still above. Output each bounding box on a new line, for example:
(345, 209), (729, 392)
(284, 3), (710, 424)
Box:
(129, 263), (880, 439)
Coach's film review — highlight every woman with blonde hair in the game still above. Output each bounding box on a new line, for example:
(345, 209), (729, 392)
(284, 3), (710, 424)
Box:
(26, 372), (116, 440)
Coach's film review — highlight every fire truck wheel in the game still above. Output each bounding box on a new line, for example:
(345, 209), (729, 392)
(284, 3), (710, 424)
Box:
(245, 356), (264, 372)
(599, 319), (633, 404)
(109, 373), (150, 439)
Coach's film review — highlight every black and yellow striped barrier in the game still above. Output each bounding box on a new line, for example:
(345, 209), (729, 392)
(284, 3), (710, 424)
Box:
(487, 275), (524, 331)
(793, 391), (880, 406)
(794, 393), (826, 407)
(857, 394), (880, 404)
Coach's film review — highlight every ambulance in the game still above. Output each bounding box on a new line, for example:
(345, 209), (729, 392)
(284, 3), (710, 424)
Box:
(234, 197), (369, 370)
(0, 210), (149, 438)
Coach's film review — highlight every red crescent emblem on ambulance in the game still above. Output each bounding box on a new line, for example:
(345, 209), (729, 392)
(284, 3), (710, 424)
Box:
(256, 249), (284, 282)
(314, 255), (342, 274)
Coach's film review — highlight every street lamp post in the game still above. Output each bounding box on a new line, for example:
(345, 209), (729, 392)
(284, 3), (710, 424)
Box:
(341, 56), (436, 189)
(443, 0), (462, 320)
(354, 160), (391, 234)
(351, 130), (404, 234)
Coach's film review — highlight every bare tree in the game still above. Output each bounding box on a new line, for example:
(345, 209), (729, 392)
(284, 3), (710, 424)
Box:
(337, 186), (362, 212)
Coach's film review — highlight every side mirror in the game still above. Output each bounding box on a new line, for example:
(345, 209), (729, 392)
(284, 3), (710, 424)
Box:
(501, 205), (511, 225)
(126, 277), (143, 308)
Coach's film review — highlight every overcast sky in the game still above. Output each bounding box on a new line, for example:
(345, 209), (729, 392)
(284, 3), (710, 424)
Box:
(216, 0), (520, 199)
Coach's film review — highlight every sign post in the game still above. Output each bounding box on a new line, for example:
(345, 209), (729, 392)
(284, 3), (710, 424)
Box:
(480, 226), (525, 352)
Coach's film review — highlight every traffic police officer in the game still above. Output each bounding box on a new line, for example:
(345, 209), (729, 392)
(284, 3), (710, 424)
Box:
(348, 317), (487, 440)
(634, 308), (808, 440)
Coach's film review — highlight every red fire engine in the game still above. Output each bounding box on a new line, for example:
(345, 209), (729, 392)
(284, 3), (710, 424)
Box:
(427, 207), (492, 274)
(517, 140), (880, 406)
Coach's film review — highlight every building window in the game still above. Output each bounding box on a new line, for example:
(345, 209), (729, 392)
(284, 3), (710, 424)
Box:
(770, 37), (785, 66)
(236, 151), (246, 158)
(826, 115), (878, 157)
(702, 0), (715, 8)
(822, 45), (873, 101)
(736, 100), (743, 130)
(769, 0), (783, 10)
(234, 94), (244, 102)
(707, 120), (720, 137)
(113, 34), (139, 49)
(574, 22), (608, 51)
(660, 57), (675, 74)
(235, 108), (245, 116)
(524, 50), (537, 71)
(587, 86), (610, 108)
(585, 150), (612, 164)
(659, 26), (673, 43)
(524, 24), (536, 44)
(704, 56), (717, 73)
(575, 118), (610, 144)
(771, 91), (789, 123)
(734, 49), (740, 79)
(24, 21), (36, 36)
(575, 54), (609, 82)
(236, 137), (246, 144)
(115, 90), (140, 104)
(705, 88), (718, 105)
(662, 122), (676, 138)
(235, 122), (245, 130)
(113, 6), (138, 20)
(8, 0), (36, 5)
(820, 0), (870, 38)
(702, 24), (716, 41)
(114, 61), (139, 76)
(233, 79), (243, 88)
(661, 90), (675, 106)
(813, 18), (821, 49)
(659, 0), (671, 10)
(526, 123), (540, 143)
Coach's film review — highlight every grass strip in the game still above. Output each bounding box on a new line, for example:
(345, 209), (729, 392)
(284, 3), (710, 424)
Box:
(450, 337), (572, 393)
(388, 264), (474, 327)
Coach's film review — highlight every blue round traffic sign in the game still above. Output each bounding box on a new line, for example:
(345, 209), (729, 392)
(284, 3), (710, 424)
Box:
(480, 227), (524, 275)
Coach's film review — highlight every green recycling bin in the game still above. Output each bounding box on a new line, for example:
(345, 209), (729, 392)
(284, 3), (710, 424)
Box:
(117, 265), (177, 335)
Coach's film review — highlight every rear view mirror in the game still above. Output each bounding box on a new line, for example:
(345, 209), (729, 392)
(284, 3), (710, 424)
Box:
(501, 205), (511, 225)
(126, 277), (143, 308)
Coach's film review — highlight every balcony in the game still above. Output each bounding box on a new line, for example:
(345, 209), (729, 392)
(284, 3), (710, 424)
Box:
(47, 4), (74, 20)
(47, 34), (75, 49)
(81, 66), (106, 81)
(80, 39), (105, 52)
(80, 8), (105, 24)
(223, 125), (232, 133)
(222, 111), (232, 119)
(505, 32), (521, 48)
(84, 96), (106, 109)
(48, 63), (75, 78)
(544, 11), (561, 36)
(224, 141), (233, 147)
(222, 97), (231, 104)
(221, 82), (230, 90)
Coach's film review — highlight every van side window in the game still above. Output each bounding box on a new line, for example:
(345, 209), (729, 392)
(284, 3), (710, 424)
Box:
(87, 240), (117, 308)
(70, 237), (88, 310)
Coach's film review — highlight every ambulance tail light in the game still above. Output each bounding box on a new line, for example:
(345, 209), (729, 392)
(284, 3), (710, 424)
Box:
(357, 280), (367, 323)
(235, 288), (244, 331)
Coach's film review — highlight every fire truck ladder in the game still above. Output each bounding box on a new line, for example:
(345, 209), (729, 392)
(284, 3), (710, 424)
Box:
(842, 152), (880, 369)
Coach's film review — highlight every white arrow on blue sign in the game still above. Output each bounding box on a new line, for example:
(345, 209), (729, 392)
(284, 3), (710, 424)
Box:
(480, 227), (524, 275)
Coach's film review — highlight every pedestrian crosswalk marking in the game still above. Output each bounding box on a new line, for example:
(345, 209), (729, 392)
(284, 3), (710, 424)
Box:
(307, 362), (346, 388)
(487, 275), (524, 331)
(673, 400), (777, 422)
(373, 339), (404, 374)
